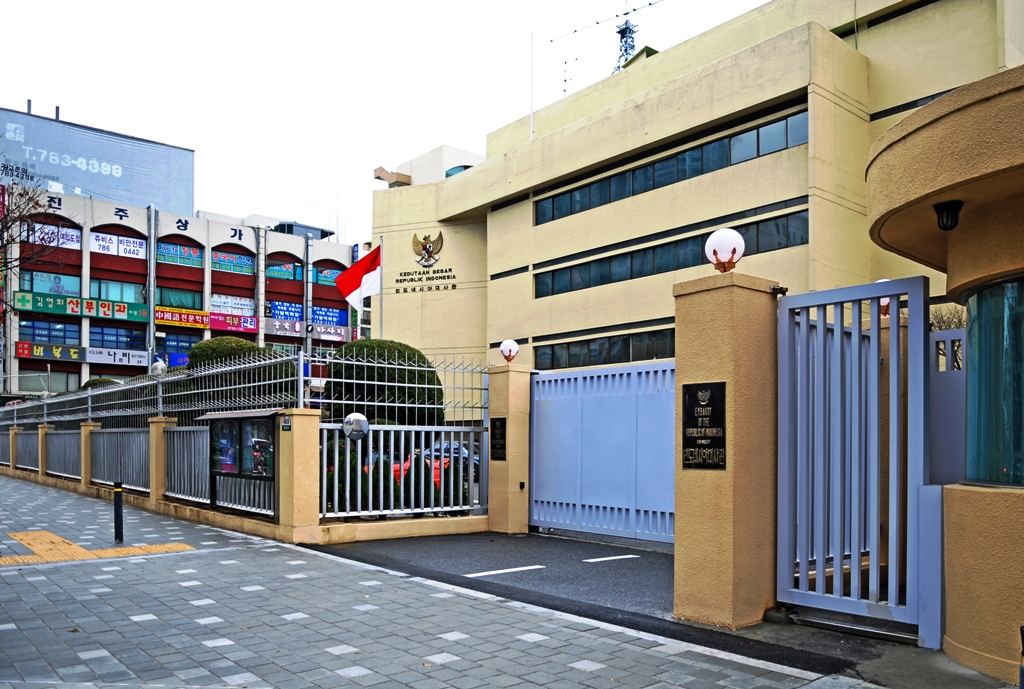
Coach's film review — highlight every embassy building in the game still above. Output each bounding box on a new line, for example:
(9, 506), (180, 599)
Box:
(372, 0), (1024, 367)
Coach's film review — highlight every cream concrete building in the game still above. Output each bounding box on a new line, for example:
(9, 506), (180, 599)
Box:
(373, 0), (1023, 367)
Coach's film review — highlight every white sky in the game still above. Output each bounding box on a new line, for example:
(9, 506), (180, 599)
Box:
(2, 0), (768, 247)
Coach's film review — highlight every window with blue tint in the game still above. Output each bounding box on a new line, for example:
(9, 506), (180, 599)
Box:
(445, 165), (472, 177)
(535, 346), (552, 370)
(590, 337), (610, 365)
(164, 333), (201, 354)
(89, 326), (145, 350)
(610, 171), (631, 201)
(610, 254), (631, 282)
(702, 139), (729, 173)
(569, 341), (588, 367)
(590, 178), (611, 208)
(90, 279), (145, 304)
(737, 225), (758, 255)
(676, 236), (702, 269)
(632, 165), (654, 195)
(653, 158), (676, 188)
(631, 248), (654, 278)
(758, 120), (788, 155)
(19, 320), (80, 345)
(535, 197), (553, 225)
(552, 268), (571, 294)
(787, 111), (808, 147)
(758, 217), (788, 252)
(570, 263), (590, 291)
(610, 336), (630, 363)
(553, 343), (568, 369)
(535, 272), (553, 298)
(729, 130), (757, 164)
(678, 149), (702, 180)
(654, 244), (675, 273)
(590, 258), (610, 287)
(157, 288), (203, 310)
(552, 192), (571, 220)
(571, 185), (590, 214)
(788, 211), (809, 246)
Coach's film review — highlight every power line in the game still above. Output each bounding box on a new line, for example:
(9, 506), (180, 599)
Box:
(548, 0), (666, 43)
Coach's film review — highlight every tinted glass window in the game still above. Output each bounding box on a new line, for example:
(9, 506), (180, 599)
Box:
(676, 236), (702, 269)
(653, 330), (674, 359)
(535, 198), (553, 225)
(569, 341), (588, 367)
(610, 172), (631, 201)
(589, 178), (611, 208)
(678, 149), (702, 180)
(534, 346), (552, 370)
(552, 192), (571, 220)
(570, 263), (590, 291)
(535, 272), (553, 298)
(632, 165), (654, 195)
(631, 249), (653, 278)
(788, 211), (809, 246)
(631, 332), (654, 361)
(610, 254), (631, 282)
(590, 338), (610, 365)
(758, 120), (787, 155)
(702, 139), (729, 173)
(590, 258), (610, 287)
(653, 159), (676, 188)
(730, 130), (757, 164)
(552, 268), (571, 295)
(157, 287), (203, 310)
(609, 336), (630, 363)
(654, 244), (675, 273)
(737, 224), (758, 255)
(553, 344), (568, 369)
(758, 217), (788, 252)
(788, 112), (808, 147)
(571, 186), (590, 214)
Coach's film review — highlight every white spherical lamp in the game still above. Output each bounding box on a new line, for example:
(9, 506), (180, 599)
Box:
(499, 339), (520, 363)
(704, 228), (745, 273)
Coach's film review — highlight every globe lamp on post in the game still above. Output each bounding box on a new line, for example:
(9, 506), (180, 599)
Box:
(499, 339), (519, 363)
(704, 228), (745, 273)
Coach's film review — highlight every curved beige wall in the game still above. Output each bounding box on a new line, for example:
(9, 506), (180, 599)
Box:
(944, 484), (1024, 685)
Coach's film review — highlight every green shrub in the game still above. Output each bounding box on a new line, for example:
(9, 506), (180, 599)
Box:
(186, 336), (262, 369)
(79, 377), (122, 390)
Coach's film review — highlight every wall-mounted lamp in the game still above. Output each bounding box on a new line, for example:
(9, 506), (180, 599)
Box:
(499, 339), (520, 363)
(704, 228), (745, 273)
(933, 200), (963, 232)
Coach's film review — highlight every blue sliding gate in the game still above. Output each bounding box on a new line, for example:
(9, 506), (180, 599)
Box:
(529, 360), (675, 543)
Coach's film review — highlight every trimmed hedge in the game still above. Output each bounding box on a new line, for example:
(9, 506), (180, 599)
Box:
(186, 336), (262, 369)
(78, 377), (122, 390)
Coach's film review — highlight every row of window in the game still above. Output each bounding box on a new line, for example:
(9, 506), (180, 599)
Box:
(164, 333), (202, 353)
(92, 279), (145, 304)
(535, 111), (808, 225)
(534, 329), (675, 370)
(91, 326), (146, 350)
(156, 287), (204, 311)
(535, 210), (808, 298)
(18, 321), (150, 350)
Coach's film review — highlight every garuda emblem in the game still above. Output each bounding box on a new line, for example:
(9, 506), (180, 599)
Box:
(412, 232), (443, 267)
(697, 389), (711, 405)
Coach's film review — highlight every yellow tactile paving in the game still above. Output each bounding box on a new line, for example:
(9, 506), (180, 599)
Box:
(0, 530), (194, 567)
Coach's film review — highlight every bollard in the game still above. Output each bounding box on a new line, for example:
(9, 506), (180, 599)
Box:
(113, 482), (123, 544)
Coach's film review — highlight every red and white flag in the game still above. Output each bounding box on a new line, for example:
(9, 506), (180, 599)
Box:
(334, 244), (381, 308)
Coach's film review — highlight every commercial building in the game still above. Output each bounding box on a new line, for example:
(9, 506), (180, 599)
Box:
(372, 0), (1023, 367)
(6, 191), (354, 395)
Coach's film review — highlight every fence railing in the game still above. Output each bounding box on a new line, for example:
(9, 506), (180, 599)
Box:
(45, 430), (81, 480)
(165, 427), (210, 505)
(15, 432), (39, 471)
(320, 424), (488, 518)
(0, 433), (9, 466)
(91, 429), (150, 492)
(215, 475), (274, 516)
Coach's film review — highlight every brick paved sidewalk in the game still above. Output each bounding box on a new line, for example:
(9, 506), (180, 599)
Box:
(0, 476), (881, 689)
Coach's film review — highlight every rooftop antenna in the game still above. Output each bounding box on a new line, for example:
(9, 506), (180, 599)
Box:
(613, 19), (638, 73)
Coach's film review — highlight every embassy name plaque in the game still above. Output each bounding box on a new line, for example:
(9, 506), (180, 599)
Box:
(490, 417), (507, 461)
(682, 382), (726, 470)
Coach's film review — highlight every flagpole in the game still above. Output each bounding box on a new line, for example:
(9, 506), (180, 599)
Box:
(378, 235), (383, 341)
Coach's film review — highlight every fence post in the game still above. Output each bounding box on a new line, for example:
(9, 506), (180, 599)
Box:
(486, 363), (532, 534)
(80, 421), (100, 487)
(37, 424), (52, 477)
(9, 426), (19, 471)
(276, 408), (321, 542)
(672, 271), (780, 630)
(296, 351), (305, 409)
(148, 417), (177, 507)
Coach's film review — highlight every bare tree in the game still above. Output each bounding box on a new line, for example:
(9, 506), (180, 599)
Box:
(1, 180), (74, 309)
(930, 303), (967, 370)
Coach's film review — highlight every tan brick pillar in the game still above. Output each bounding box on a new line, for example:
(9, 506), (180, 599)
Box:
(9, 427), (20, 470)
(80, 422), (100, 486)
(487, 363), (532, 534)
(276, 409), (323, 542)
(37, 424), (53, 476)
(148, 417), (177, 506)
(673, 272), (779, 630)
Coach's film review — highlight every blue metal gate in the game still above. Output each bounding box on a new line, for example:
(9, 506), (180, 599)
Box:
(529, 360), (675, 543)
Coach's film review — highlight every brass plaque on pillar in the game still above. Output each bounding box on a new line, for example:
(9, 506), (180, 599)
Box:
(490, 417), (507, 461)
(682, 382), (726, 470)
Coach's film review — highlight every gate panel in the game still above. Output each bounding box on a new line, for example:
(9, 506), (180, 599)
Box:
(530, 360), (675, 543)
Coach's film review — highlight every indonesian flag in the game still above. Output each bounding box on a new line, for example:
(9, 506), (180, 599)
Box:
(335, 244), (381, 308)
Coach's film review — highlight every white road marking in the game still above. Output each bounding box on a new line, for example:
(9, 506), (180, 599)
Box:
(465, 565), (545, 578)
(583, 555), (641, 563)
